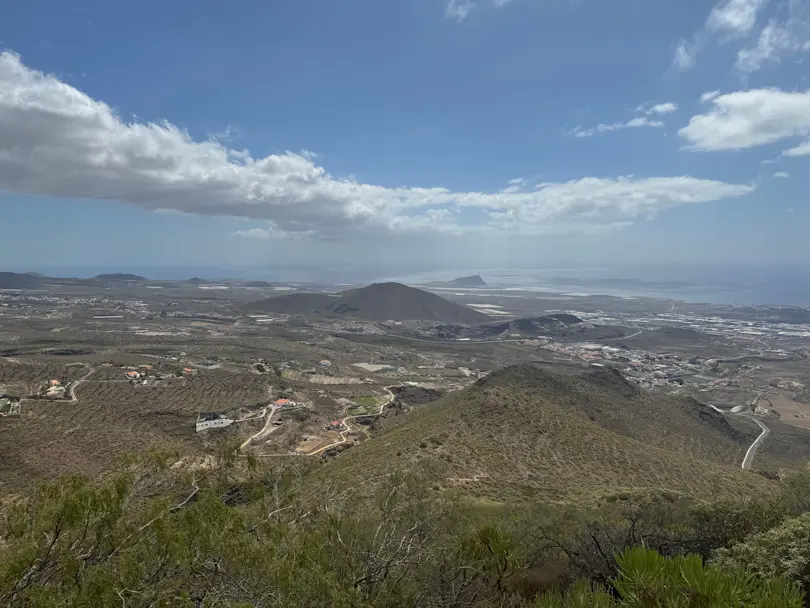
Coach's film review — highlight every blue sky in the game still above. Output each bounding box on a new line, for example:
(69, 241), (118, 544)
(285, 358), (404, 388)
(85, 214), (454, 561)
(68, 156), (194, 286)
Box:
(0, 0), (808, 276)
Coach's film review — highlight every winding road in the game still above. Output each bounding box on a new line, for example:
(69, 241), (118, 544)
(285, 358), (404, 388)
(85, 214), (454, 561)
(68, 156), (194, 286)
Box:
(239, 406), (283, 451)
(741, 417), (771, 470)
(307, 385), (398, 456)
(706, 399), (771, 470)
(67, 366), (95, 401)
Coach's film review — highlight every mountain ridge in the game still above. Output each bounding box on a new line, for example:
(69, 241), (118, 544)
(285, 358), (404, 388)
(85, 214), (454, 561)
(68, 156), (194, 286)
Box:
(247, 282), (489, 323)
(317, 363), (773, 502)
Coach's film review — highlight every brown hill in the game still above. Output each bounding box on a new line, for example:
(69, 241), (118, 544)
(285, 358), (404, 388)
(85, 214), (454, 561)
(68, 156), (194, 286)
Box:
(247, 282), (489, 323)
(427, 274), (486, 288)
(318, 363), (776, 503)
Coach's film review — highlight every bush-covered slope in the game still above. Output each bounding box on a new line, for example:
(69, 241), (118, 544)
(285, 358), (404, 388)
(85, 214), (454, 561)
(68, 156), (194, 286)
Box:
(319, 364), (773, 502)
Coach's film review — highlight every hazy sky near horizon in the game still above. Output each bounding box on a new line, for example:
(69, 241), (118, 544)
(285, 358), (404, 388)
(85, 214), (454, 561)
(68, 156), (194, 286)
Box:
(1, 0), (809, 272)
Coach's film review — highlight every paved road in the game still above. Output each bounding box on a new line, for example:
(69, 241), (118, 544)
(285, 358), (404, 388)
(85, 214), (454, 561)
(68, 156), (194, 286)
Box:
(706, 399), (771, 470)
(68, 366), (95, 401)
(240, 406), (282, 451)
(741, 417), (771, 470)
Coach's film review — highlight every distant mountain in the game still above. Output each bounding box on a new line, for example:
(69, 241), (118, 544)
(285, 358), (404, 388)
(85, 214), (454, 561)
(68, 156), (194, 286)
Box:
(93, 273), (146, 281)
(318, 363), (775, 501)
(186, 277), (208, 284)
(244, 280), (273, 288)
(247, 282), (490, 323)
(24, 272), (47, 278)
(0, 272), (44, 289)
(427, 274), (486, 288)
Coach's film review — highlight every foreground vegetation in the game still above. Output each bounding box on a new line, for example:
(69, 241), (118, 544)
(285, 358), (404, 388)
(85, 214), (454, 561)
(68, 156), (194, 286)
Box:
(3, 447), (810, 607)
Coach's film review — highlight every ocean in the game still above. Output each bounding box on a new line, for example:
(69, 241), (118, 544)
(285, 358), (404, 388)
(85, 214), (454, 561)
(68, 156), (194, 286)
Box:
(382, 264), (810, 308)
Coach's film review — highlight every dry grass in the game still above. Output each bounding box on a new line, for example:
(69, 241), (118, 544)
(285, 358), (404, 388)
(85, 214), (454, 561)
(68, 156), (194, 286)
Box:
(318, 365), (775, 503)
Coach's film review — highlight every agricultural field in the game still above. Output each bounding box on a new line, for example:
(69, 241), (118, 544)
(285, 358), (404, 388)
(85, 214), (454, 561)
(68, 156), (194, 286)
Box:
(0, 367), (272, 491)
(281, 369), (362, 384)
(347, 395), (386, 416)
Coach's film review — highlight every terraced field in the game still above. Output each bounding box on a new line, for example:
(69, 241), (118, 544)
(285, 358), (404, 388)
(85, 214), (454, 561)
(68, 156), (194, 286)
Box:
(0, 359), (87, 391)
(0, 368), (271, 491)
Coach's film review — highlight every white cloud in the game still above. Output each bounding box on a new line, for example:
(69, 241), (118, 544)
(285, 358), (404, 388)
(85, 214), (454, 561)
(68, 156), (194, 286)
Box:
(648, 102), (678, 115)
(672, 39), (698, 70)
(707, 0), (769, 36)
(701, 90), (722, 103)
(680, 88), (810, 151)
(773, 171), (790, 178)
(0, 52), (754, 238)
(736, 2), (810, 74)
(493, 0), (514, 6)
(445, 0), (475, 21)
(673, 0), (769, 70)
(572, 116), (664, 138)
(783, 140), (810, 156)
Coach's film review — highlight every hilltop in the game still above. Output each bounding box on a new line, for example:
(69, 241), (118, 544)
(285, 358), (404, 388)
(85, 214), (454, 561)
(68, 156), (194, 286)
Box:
(427, 274), (486, 288)
(0, 272), (44, 289)
(318, 363), (774, 502)
(247, 282), (489, 323)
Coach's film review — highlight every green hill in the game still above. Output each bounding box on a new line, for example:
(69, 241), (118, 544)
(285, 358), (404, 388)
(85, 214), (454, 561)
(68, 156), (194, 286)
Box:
(318, 364), (774, 502)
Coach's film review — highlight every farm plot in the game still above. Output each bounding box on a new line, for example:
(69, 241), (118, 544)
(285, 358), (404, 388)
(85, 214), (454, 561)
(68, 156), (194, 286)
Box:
(0, 369), (271, 491)
(347, 396), (386, 416)
(282, 370), (362, 384)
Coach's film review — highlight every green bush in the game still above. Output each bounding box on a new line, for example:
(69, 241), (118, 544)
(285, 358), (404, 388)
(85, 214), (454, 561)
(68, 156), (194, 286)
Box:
(713, 511), (810, 598)
(537, 547), (804, 607)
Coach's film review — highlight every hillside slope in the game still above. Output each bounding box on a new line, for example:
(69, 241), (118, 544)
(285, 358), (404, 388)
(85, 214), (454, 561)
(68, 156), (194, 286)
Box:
(248, 282), (489, 323)
(319, 364), (774, 502)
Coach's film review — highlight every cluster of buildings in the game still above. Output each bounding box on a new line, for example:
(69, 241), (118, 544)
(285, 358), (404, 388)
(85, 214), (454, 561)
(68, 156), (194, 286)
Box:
(539, 340), (722, 389)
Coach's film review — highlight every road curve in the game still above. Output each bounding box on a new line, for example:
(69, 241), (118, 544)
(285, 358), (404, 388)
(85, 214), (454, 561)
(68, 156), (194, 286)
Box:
(741, 417), (770, 470)
(68, 366), (95, 401)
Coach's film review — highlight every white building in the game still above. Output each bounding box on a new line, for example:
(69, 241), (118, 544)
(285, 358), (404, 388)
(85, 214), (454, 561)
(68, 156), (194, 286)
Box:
(196, 412), (234, 432)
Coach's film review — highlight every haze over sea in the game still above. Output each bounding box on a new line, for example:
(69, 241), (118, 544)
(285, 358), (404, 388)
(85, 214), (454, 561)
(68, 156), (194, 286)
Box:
(23, 262), (810, 308)
(386, 263), (810, 308)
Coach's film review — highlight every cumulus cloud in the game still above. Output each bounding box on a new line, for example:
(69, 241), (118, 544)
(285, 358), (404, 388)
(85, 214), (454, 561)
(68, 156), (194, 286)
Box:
(571, 116), (665, 138)
(0, 52), (754, 237)
(445, 0), (475, 21)
(773, 171), (790, 178)
(736, 2), (810, 73)
(680, 88), (810, 151)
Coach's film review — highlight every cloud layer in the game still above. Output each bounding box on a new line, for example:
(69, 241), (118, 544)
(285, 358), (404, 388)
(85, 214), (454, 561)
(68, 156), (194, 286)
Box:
(0, 52), (754, 238)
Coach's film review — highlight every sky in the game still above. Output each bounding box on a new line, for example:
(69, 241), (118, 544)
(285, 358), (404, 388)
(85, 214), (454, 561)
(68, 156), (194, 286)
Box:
(0, 0), (809, 278)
